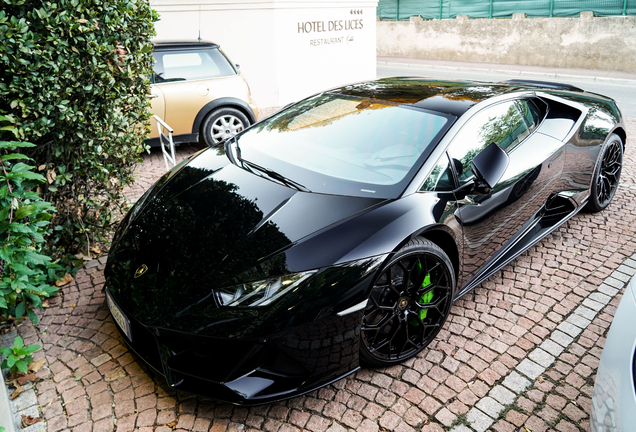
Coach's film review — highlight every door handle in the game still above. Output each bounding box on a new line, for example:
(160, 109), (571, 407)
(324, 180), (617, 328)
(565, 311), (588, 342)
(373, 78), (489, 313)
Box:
(147, 94), (159, 99)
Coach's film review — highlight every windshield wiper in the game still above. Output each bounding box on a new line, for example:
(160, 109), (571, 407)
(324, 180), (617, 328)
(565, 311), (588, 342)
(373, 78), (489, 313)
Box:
(227, 139), (310, 192)
(241, 159), (311, 193)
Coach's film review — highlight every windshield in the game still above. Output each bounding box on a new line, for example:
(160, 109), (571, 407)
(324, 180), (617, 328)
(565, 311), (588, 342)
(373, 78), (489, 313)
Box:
(234, 93), (454, 198)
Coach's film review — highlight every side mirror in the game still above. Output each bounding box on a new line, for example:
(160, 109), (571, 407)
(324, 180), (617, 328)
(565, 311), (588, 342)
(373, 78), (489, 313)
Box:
(470, 142), (509, 193)
(235, 64), (241, 74)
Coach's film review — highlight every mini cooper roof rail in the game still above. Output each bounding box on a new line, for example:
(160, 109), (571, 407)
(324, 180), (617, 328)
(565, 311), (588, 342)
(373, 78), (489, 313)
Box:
(502, 79), (585, 93)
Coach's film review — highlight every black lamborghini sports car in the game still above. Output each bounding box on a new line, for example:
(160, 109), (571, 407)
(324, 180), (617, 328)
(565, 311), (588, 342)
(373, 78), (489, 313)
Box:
(105, 78), (626, 405)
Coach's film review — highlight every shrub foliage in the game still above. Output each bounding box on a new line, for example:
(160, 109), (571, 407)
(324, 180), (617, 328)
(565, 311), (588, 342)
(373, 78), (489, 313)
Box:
(0, 0), (157, 259)
(0, 116), (58, 324)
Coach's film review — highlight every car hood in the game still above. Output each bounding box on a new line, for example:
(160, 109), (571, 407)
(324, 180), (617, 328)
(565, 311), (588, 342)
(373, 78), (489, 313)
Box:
(106, 149), (386, 325)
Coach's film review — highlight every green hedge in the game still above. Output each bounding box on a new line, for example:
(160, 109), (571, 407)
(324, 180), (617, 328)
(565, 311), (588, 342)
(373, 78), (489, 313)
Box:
(378, 0), (636, 20)
(0, 0), (158, 260)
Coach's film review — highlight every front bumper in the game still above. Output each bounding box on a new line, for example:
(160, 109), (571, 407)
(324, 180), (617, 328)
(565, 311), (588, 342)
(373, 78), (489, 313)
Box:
(590, 275), (636, 432)
(105, 287), (361, 405)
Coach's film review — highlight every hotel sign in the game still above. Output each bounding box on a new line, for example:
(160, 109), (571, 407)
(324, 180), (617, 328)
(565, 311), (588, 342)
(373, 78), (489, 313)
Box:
(297, 9), (365, 47)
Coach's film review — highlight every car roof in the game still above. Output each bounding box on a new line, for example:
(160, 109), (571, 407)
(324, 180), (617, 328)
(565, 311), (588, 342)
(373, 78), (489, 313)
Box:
(153, 41), (220, 51)
(328, 77), (554, 117)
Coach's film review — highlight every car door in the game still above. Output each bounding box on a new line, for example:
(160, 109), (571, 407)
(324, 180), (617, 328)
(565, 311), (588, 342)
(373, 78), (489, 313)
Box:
(445, 98), (565, 290)
(151, 49), (214, 137)
(151, 48), (242, 137)
(148, 84), (165, 139)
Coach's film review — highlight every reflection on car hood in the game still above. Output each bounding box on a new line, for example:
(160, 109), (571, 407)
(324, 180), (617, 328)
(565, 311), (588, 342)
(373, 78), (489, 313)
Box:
(106, 151), (385, 326)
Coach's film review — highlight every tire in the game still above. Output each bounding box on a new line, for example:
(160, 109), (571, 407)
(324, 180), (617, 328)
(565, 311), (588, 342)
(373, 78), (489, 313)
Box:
(585, 133), (623, 212)
(360, 238), (455, 367)
(201, 108), (250, 147)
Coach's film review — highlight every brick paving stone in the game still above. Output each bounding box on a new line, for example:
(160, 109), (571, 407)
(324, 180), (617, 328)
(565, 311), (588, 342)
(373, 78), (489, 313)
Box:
(516, 358), (545, 380)
(489, 385), (515, 405)
(449, 426), (472, 432)
(528, 347), (556, 368)
(557, 321), (584, 338)
(379, 410), (401, 429)
(567, 313), (592, 329)
(555, 420), (580, 432)
(210, 419), (231, 432)
(539, 338), (565, 356)
(466, 407), (494, 432)
(358, 419), (380, 432)
(157, 410), (178, 424)
(525, 415), (548, 432)
(563, 403), (587, 422)
(492, 420), (515, 432)
(325, 422), (347, 432)
(502, 371), (531, 393)
(475, 396), (504, 418)
(403, 406), (426, 427)
(582, 298), (604, 312)
(362, 401), (384, 420)
(394, 421), (415, 432)
(306, 414), (331, 432)
(434, 407), (456, 426)
(137, 409), (158, 427)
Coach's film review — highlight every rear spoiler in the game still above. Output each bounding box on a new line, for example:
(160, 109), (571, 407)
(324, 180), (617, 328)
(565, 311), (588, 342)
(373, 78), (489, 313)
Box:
(501, 79), (584, 92)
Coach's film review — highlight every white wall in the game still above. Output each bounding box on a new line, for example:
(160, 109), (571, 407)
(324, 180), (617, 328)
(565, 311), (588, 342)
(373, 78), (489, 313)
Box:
(377, 14), (636, 73)
(151, 0), (378, 109)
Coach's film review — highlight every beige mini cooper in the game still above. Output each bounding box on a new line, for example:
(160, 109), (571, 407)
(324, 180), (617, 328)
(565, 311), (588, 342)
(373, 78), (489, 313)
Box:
(148, 42), (258, 147)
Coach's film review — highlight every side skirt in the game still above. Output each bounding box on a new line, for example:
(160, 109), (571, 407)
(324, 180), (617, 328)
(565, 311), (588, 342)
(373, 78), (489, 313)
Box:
(455, 194), (584, 300)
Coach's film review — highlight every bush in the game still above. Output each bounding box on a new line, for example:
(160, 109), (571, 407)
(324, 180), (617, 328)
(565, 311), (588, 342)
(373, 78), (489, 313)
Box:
(0, 336), (41, 374)
(0, 115), (59, 324)
(0, 0), (157, 261)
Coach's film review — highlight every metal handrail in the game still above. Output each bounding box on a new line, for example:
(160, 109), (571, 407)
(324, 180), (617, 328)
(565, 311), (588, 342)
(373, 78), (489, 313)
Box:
(153, 115), (176, 170)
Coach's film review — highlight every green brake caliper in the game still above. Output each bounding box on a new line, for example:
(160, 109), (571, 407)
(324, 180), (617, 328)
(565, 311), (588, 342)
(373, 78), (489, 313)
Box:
(411, 262), (434, 326)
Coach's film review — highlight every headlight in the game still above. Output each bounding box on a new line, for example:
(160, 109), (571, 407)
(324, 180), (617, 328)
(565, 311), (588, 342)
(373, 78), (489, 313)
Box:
(215, 271), (317, 307)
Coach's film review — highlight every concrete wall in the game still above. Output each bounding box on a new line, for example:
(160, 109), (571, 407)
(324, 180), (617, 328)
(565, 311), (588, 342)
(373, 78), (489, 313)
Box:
(152, 0), (377, 109)
(377, 14), (636, 72)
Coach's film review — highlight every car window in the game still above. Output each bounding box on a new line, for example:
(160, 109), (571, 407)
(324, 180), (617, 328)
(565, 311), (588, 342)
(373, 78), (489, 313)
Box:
(447, 101), (529, 186)
(420, 154), (456, 192)
(152, 48), (235, 83)
(516, 99), (543, 133)
(235, 93), (454, 199)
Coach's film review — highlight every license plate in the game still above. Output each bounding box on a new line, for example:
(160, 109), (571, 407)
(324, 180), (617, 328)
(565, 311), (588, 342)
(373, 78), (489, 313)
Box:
(106, 291), (133, 342)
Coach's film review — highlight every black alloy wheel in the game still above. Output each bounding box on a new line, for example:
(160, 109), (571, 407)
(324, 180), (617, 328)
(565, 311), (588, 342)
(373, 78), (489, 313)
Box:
(586, 133), (623, 212)
(360, 238), (455, 367)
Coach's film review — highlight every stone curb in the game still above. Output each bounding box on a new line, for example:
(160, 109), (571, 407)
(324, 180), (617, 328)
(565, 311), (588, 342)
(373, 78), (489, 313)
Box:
(1, 317), (49, 432)
(377, 61), (636, 85)
(0, 361), (17, 432)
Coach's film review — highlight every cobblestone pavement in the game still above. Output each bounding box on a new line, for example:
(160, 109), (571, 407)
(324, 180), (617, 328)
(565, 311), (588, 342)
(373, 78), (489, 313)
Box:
(3, 118), (636, 432)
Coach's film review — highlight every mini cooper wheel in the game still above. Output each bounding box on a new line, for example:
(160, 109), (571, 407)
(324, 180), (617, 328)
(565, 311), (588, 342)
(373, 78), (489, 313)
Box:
(360, 238), (455, 367)
(202, 108), (250, 147)
(586, 133), (623, 212)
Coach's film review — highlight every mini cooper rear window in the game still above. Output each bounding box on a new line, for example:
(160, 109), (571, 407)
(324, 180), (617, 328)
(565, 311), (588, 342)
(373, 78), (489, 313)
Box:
(152, 48), (235, 83)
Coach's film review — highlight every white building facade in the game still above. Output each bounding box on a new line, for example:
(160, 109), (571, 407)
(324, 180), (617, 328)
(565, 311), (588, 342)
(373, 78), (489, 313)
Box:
(151, 0), (379, 111)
